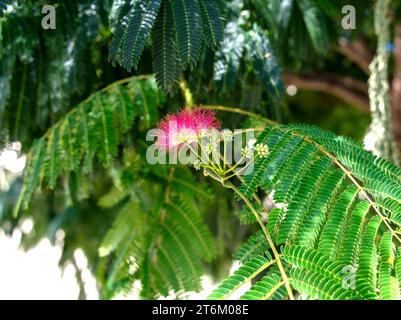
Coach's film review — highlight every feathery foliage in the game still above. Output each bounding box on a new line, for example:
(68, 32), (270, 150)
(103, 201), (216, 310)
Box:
(3, 0), (401, 301)
(0, 0), (112, 145)
(213, 123), (401, 300)
(15, 76), (163, 214)
(109, 0), (227, 94)
(251, 0), (332, 65)
(207, 255), (273, 299)
(213, 1), (285, 107)
(98, 166), (216, 299)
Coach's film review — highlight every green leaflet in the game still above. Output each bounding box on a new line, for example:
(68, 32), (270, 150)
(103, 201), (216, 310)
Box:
(94, 94), (118, 167)
(378, 232), (399, 299)
(266, 208), (283, 238)
(251, 0), (293, 46)
(379, 198), (401, 227)
(272, 143), (317, 203)
(18, 139), (46, 211)
(289, 124), (401, 183)
(109, 0), (131, 59)
(61, 114), (80, 171)
(110, 85), (137, 134)
(234, 230), (271, 263)
(277, 156), (332, 244)
(110, 0), (162, 71)
(43, 126), (63, 190)
(282, 246), (359, 299)
(128, 78), (160, 129)
(172, 0), (202, 69)
(152, 0), (181, 95)
(355, 216), (381, 300)
(1, 2), (106, 145)
(251, 0), (330, 61)
(124, 0), (162, 70)
(166, 201), (216, 261)
(78, 102), (98, 173)
(337, 201), (370, 266)
(207, 255), (274, 300)
(318, 185), (359, 259)
(241, 127), (289, 197)
(294, 169), (345, 247)
(259, 135), (303, 192)
(240, 272), (284, 300)
(99, 199), (146, 258)
(282, 246), (346, 284)
(290, 268), (354, 300)
(154, 218), (204, 294)
(199, 0), (224, 48)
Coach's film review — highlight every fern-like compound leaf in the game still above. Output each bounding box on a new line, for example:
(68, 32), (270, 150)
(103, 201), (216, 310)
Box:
(219, 124), (401, 300)
(15, 76), (162, 215)
(240, 272), (284, 300)
(355, 216), (381, 300)
(199, 0), (225, 48)
(43, 126), (63, 190)
(234, 230), (271, 263)
(207, 255), (274, 300)
(152, 0), (181, 94)
(378, 231), (399, 299)
(110, 0), (162, 71)
(172, 0), (202, 69)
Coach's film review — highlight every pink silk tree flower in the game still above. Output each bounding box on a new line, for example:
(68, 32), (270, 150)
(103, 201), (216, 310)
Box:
(156, 107), (221, 150)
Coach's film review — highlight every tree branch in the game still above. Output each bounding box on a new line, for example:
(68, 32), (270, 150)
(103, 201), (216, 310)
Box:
(337, 38), (374, 75)
(284, 72), (370, 113)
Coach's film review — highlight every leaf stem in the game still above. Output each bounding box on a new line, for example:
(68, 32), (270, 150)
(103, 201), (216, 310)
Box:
(216, 178), (294, 300)
(223, 158), (255, 181)
(223, 140), (227, 171)
(179, 79), (194, 108)
(204, 105), (276, 125)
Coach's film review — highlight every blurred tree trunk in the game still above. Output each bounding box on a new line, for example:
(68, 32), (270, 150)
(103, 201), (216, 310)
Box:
(366, 0), (399, 164)
(391, 24), (401, 153)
